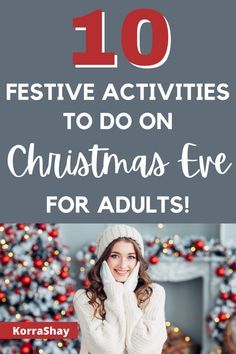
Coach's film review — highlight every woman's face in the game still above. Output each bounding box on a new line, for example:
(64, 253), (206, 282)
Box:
(107, 240), (137, 282)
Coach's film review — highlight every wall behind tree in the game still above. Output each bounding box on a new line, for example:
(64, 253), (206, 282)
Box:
(60, 223), (220, 269)
(60, 223), (219, 250)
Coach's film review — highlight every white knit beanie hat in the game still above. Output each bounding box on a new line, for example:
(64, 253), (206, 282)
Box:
(96, 224), (144, 258)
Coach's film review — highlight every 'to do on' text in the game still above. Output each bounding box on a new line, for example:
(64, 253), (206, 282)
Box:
(63, 112), (173, 131)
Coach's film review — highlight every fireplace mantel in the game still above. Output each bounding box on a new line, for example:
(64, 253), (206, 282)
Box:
(149, 256), (223, 354)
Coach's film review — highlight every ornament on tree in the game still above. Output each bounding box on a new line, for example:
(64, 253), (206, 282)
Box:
(5, 227), (13, 235)
(33, 259), (43, 269)
(32, 245), (39, 252)
(43, 281), (50, 288)
(36, 223), (47, 231)
(21, 275), (32, 287)
(146, 241), (155, 247)
(68, 305), (74, 314)
(17, 224), (26, 230)
(20, 342), (32, 354)
(82, 279), (91, 288)
(56, 294), (67, 303)
(88, 245), (96, 253)
(149, 255), (159, 264)
(0, 291), (6, 301)
(219, 312), (229, 322)
(230, 293), (236, 303)
(53, 313), (61, 321)
(194, 239), (205, 250)
(48, 228), (58, 238)
(185, 253), (194, 262)
(230, 262), (236, 271)
(60, 268), (69, 279)
(216, 266), (226, 277)
(1, 255), (10, 265)
(220, 292), (230, 301)
(8, 305), (16, 314)
(15, 287), (20, 294)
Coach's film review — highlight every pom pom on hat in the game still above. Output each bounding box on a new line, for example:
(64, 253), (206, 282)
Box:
(96, 224), (144, 258)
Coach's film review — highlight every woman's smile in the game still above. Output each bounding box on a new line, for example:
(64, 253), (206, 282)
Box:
(114, 269), (130, 277)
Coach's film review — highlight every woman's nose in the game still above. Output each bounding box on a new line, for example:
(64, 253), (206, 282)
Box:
(118, 257), (128, 268)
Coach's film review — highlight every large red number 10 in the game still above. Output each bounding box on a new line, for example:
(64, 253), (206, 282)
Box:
(73, 9), (171, 69)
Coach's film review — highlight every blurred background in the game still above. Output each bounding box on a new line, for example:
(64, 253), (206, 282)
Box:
(0, 223), (235, 354)
(62, 223), (236, 354)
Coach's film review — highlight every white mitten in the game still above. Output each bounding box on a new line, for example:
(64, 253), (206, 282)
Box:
(100, 260), (115, 285)
(100, 261), (123, 299)
(123, 262), (140, 292)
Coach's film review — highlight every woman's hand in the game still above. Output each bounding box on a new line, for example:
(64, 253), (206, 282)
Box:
(100, 261), (124, 300)
(100, 260), (116, 284)
(123, 262), (140, 292)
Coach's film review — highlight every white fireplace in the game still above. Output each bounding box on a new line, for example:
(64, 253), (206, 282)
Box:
(149, 257), (223, 354)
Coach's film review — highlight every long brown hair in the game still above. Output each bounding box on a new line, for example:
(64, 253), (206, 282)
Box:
(86, 237), (153, 319)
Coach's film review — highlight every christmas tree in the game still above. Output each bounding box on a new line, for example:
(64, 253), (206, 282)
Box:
(0, 223), (80, 354)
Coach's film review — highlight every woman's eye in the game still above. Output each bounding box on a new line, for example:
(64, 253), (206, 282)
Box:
(110, 254), (118, 259)
(128, 255), (136, 260)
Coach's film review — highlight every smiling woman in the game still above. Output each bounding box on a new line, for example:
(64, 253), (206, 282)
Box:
(107, 240), (137, 282)
(73, 224), (167, 354)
